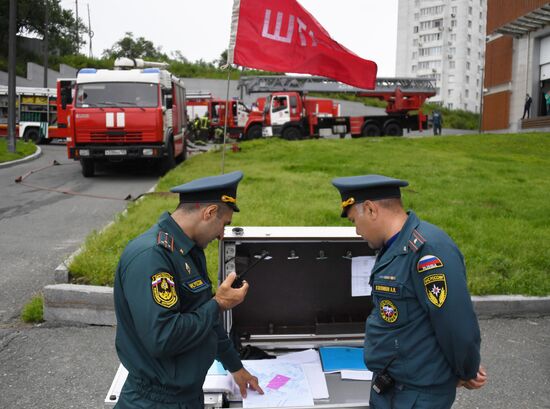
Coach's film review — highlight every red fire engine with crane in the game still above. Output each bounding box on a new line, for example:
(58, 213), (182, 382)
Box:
(237, 75), (437, 139)
(65, 58), (189, 177)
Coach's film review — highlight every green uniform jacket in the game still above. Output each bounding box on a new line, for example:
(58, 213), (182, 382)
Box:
(114, 212), (242, 405)
(365, 211), (481, 392)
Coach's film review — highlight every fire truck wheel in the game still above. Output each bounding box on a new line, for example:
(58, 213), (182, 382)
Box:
(244, 124), (262, 140)
(80, 158), (95, 177)
(282, 127), (302, 140)
(383, 122), (403, 136)
(24, 128), (41, 144)
(177, 140), (187, 163)
(160, 141), (176, 175)
(361, 123), (382, 137)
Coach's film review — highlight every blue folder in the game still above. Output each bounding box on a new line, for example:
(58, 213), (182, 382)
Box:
(319, 346), (368, 372)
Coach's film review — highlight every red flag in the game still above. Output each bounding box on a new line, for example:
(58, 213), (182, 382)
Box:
(228, 0), (377, 90)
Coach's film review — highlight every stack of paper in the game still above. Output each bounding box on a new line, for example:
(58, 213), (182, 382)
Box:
(241, 360), (315, 408)
(277, 349), (329, 399)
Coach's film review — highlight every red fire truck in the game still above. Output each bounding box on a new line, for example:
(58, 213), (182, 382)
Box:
(66, 58), (188, 177)
(237, 76), (437, 139)
(186, 91), (264, 140)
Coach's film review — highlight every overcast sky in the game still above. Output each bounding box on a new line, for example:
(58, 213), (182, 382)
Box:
(61, 0), (398, 76)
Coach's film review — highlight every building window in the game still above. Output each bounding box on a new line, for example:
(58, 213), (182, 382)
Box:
(466, 75), (470, 83)
(468, 20), (472, 28)
(449, 60), (456, 69)
(448, 103), (453, 109)
(467, 48), (471, 56)
(414, 26), (419, 33)
(466, 61), (471, 70)
(465, 89), (469, 98)
(448, 89), (453, 96)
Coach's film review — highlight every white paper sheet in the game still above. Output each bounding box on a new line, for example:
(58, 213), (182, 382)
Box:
(276, 349), (328, 400)
(340, 370), (373, 381)
(302, 362), (330, 399)
(241, 360), (315, 408)
(276, 348), (321, 365)
(351, 256), (376, 297)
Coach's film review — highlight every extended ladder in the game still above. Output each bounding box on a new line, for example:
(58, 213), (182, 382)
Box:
(237, 75), (436, 96)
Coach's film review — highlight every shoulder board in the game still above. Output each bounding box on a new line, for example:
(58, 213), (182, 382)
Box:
(157, 231), (174, 252)
(408, 229), (427, 253)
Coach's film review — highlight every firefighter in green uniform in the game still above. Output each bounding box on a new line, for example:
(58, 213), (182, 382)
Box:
(332, 175), (487, 409)
(199, 112), (210, 141)
(114, 171), (263, 409)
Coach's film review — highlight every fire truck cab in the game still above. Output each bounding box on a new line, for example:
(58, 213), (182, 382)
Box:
(67, 58), (188, 177)
(261, 92), (343, 139)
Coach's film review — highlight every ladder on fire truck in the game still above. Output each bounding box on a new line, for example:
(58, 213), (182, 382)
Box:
(237, 75), (436, 96)
(238, 75), (437, 115)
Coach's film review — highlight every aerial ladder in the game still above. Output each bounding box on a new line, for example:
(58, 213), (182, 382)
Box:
(237, 76), (437, 137)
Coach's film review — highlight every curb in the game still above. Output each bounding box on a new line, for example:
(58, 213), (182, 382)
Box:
(0, 145), (42, 169)
(42, 282), (550, 327)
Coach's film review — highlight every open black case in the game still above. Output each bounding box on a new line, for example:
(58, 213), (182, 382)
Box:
(218, 226), (376, 408)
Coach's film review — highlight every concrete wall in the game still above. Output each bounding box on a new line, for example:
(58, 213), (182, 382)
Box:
(0, 62), (77, 88)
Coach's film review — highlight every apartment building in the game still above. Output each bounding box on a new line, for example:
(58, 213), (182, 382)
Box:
(482, 0), (550, 132)
(396, 0), (487, 112)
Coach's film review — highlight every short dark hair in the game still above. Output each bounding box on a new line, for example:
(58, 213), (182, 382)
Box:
(376, 198), (404, 211)
(176, 202), (230, 218)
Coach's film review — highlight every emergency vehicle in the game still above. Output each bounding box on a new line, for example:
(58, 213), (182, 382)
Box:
(186, 91), (261, 140)
(66, 58), (188, 177)
(0, 85), (66, 143)
(237, 75), (437, 139)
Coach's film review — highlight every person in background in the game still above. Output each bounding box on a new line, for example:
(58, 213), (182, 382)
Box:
(522, 94), (532, 119)
(432, 110), (443, 135)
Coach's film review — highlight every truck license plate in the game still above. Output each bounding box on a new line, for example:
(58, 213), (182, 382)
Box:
(105, 149), (127, 156)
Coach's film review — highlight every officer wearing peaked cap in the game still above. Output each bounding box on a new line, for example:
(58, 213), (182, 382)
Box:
(332, 175), (487, 409)
(114, 171), (263, 409)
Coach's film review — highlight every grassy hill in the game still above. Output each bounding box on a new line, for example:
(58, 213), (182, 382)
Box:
(68, 133), (550, 296)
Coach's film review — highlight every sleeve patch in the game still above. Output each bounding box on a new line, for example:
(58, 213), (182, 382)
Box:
(423, 273), (447, 308)
(417, 255), (444, 273)
(151, 272), (178, 308)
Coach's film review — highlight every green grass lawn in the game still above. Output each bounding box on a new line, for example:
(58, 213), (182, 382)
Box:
(0, 138), (36, 163)
(69, 133), (550, 296)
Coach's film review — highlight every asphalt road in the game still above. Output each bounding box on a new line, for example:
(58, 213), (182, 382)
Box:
(1, 142), (549, 409)
(0, 142), (158, 324)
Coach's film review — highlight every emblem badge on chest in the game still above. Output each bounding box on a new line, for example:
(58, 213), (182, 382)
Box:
(379, 299), (399, 323)
(185, 263), (192, 275)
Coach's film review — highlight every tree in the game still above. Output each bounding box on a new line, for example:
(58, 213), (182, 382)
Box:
(216, 49), (228, 68)
(102, 32), (168, 61)
(0, 0), (86, 57)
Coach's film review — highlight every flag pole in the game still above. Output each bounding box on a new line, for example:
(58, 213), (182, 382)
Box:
(221, 66), (232, 175)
